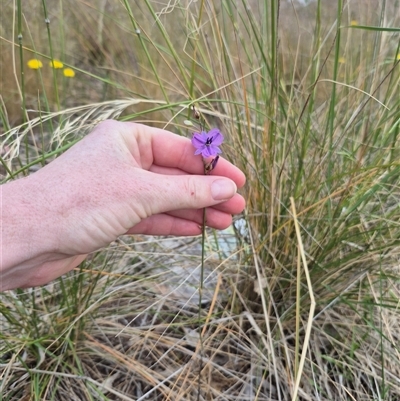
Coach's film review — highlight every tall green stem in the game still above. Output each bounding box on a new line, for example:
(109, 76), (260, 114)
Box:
(41, 0), (60, 111)
(197, 205), (206, 400)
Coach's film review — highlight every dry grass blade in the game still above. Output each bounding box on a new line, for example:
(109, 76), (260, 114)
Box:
(290, 197), (316, 401)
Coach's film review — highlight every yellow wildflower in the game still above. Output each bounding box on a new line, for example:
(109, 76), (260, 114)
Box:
(338, 57), (346, 64)
(50, 59), (64, 69)
(63, 68), (75, 78)
(350, 20), (358, 26)
(397, 53), (400, 60)
(27, 59), (43, 69)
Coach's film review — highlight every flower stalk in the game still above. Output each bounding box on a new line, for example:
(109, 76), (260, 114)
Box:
(191, 118), (223, 400)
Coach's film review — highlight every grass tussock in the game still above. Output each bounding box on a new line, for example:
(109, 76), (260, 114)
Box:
(2, 0), (400, 400)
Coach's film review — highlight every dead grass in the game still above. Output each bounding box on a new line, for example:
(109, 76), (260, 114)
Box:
(2, 1), (400, 400)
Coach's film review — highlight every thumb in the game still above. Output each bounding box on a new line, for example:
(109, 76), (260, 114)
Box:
(139, 173), (238, 216)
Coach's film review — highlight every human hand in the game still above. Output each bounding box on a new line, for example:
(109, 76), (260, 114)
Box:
(1, 120), (245, 289)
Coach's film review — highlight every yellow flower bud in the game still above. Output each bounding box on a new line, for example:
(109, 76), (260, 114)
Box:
(50, 59), (64, 69)
(63, 68), (75, 78)
(27, 59), (43, 69)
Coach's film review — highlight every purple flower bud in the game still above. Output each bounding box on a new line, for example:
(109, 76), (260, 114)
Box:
(211, 155), (219, 170)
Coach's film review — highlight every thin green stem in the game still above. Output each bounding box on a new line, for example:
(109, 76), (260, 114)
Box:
(197, 205), (206, 401)
(16, 0), (25, 123)
(41, 0), (60, 111)
(189, 0), (205, 100)
(325, 0), (343, 229)
(122, 0), (169, 102)
(16, 0), (29, 166)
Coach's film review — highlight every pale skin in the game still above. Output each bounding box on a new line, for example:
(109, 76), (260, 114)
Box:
(1, 120), (246, 291)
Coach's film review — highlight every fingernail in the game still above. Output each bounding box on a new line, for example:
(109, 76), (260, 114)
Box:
(211, 179), (237, 201)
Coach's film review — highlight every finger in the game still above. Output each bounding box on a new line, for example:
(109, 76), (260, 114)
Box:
(211, 193), (246, 214)
(135, 171), (240, 217)
(164, 194), (245, 222)
(164, 208), (233, 228)
(127, 215), (202, 236)
(149, 164), (246, 192)
(127, 210), (233, 236)
(147, 164), (246, 213)
(134, 194), (244, 234)
(124, 123), (246, 188)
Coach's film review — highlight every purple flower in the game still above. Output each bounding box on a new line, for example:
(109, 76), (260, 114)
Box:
(191, 128), (224, 158)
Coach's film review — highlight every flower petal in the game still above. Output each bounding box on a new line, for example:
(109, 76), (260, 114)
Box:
(201, 147), (213, 157)
(208, 129), (224, 146)
(202, 145), (220, 158)
(191, 132), (207, 148)
(210, 145), (222, 156)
